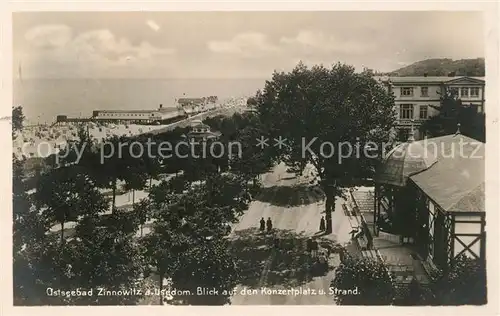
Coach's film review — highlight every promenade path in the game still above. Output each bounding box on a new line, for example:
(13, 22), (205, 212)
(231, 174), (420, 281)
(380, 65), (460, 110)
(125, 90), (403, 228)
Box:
(145, 104), (248, 136)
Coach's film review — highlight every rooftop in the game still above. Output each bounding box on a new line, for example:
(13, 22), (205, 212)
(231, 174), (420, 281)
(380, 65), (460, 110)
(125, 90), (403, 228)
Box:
(409, 136), (484, 213)
(95, 109), (158, 114)
(376, 140), (438, 187)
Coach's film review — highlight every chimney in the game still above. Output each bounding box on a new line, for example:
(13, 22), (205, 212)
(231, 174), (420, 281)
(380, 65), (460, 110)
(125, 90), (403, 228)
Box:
(159, 104), (163, 109)
(423, 73), (428, 77)
(448, 71), (456, 77)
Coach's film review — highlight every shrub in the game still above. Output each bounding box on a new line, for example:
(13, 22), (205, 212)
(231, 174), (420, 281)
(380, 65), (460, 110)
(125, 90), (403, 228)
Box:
(431, 255), (487, 305)
(331, 255), (395, 305)
(394, 278), (435, 305)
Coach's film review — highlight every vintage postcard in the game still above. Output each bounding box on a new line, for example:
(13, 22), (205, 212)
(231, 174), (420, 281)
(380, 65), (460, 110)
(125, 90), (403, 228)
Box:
(2, 2), (499, 315)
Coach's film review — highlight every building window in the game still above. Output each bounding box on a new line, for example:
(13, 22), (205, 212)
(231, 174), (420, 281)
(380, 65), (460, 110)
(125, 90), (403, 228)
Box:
(470, 87), (480, 97)
(460, 87), (469, 97)
(401, 87), (414, 97)
(420, 87), (429, 97)
(399, 104), (414, 119)
(419, 105), (428, 119)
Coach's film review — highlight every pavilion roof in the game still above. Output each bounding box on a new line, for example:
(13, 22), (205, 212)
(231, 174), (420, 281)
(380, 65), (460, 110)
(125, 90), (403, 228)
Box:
(375, 141), (438, 187)
(409, 138), (484, 213)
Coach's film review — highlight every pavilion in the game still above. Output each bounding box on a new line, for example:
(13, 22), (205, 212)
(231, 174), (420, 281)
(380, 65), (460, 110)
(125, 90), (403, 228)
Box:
(374, 126), (486, 271)
(185, 119), (221, 142)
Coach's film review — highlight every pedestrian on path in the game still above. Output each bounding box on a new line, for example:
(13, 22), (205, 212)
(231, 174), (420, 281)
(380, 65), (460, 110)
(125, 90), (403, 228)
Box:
(339, 248), (346, 263)
(266, 217), (273, 232)
(319, 216), (326, 232)
(259, 217), (265, 231)
(273, 236), (280, 249)
(306, 238), (313, 253)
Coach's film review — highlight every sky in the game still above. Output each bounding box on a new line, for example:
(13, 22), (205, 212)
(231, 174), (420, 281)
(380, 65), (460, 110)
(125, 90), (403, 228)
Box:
(13, 11), (485, 79)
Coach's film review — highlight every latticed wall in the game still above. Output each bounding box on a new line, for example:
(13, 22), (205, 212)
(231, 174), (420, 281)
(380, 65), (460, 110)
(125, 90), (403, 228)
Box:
(377, 181), (486, 271)
(411, 182), (485, 271)
(452, 214), (485, 262)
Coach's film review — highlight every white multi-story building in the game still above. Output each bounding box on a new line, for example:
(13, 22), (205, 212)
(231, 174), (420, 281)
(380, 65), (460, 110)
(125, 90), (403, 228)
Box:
(375, 75), (485, 140)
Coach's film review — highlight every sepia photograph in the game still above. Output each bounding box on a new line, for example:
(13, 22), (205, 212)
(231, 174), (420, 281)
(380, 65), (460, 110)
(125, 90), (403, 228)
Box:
(9, 9), (493, 308)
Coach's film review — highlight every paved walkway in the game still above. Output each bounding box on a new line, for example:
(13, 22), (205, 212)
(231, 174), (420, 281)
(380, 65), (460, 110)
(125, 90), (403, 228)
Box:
(229, 163), (352, 305)
(347, 187), (430, 285)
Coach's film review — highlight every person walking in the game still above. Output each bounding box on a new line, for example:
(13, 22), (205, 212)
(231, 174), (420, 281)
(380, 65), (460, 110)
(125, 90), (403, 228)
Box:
(306, 238), (313, 254)
(259, 217), (265, 231)
(319, 216), (326, 232)
(311, 239), (319, 258)
(266, 217), (273, 233)
(273, 236), (280, 249)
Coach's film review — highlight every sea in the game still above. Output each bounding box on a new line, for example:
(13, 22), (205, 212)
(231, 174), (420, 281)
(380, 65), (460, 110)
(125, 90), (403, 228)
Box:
(13, 78), (267, 124)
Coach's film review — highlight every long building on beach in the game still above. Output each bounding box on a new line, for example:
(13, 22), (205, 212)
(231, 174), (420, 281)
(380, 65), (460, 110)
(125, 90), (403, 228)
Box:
(91, 104), (183, 123)
(55, 95), (221, 125)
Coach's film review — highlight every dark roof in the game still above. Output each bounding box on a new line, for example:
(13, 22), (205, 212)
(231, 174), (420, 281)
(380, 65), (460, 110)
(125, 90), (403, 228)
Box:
(409, 135), (485, 213)
(376, 141), (438, 187)
(418, 134), (482, 160)
(190, 119), (216, 129)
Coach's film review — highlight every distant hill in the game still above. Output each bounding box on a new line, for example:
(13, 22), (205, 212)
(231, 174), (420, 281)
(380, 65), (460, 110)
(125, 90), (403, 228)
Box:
(388, 58), (485, 77)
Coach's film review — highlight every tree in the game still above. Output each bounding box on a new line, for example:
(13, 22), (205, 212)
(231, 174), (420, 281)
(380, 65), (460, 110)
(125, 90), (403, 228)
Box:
(204, 173), (253, 219)
(246, 97), (258, 107)
(141, 170), (248, 305)
(13, 156), (53, 305)
(13, 157), (47, 254)
(12, 106), (25, 135)
(34, 166), (88, 244)
(123, 167), (148, 206)
(41, 185), (144, 305)
(78, 135), (143, 212)
(133, 199), (151, 237)
(430, 255), (487, 305)
(255, 62), (396, 233)
(65, 226), (145, 305)
(140, 221), (189, 305)
(332, 254), (395, 305)
(135, 134), (163, 189)
(419, 88), (485, 142)
(231, 119), (274, 183)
